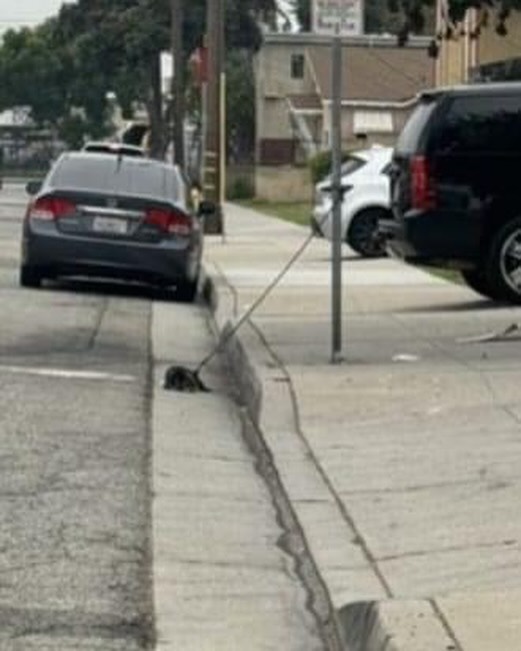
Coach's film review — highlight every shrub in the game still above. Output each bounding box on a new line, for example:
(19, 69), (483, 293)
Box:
(228, 176), (254, 200)
(308, 149), (352, 185)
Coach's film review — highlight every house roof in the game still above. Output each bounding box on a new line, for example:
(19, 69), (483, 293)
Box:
(308, 44), (434, 103)
(287, 94), (322, 110)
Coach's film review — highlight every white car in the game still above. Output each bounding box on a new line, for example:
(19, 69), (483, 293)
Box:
(311, 146), (393, 257)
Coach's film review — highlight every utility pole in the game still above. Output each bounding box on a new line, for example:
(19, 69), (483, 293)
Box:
(204, 0), (224, 234)
(171, 0), (185, 167)
(331, 25), (343, 363)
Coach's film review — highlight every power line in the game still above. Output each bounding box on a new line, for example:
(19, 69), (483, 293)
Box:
(366, 47), (429, 86)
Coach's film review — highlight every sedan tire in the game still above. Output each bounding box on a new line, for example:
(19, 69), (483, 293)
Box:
(20, 265), (42, 289)
(175, 276), (199, 303)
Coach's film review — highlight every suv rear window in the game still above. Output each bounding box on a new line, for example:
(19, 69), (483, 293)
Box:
(395, 98), (437, 153)
(433, 95), (521, 154)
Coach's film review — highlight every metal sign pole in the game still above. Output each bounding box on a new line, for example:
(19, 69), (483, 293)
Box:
(331, 25), (343, 363)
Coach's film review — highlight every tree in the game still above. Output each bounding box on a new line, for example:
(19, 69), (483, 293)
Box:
(0, 0), (281, 154)
(291, 0), (311, 31)
(225, 50), (256, 162)
(290, 0), (427, 34)
(390, 0), (516, 46)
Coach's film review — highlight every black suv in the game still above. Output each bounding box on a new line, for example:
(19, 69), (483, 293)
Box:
(381, 82), (521, 303)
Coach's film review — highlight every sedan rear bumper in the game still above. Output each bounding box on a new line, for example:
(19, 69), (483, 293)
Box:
(379, 210), (481, 268)
(23, 223), (201, 285)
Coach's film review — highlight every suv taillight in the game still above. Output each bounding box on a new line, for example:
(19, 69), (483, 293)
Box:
(145, 207), (192, 236)
(27, 197), (76, 220)
(410, 156), (436, 211)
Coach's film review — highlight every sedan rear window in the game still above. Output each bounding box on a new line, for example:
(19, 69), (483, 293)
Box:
(340, 155), (365, 175)
(49, 155), (180, 200)
(321, 155), (365, 183)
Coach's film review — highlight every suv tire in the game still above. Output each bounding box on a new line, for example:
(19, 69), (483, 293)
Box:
(347, 208), (387, 258)
(460, 269), (504, 301)
(487, 217), (521, 305)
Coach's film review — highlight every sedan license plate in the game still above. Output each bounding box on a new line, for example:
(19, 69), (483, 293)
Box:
(92, 216), (128, 235)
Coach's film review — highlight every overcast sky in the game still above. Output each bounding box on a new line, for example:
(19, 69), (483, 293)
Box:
(0, 0), (66, 34)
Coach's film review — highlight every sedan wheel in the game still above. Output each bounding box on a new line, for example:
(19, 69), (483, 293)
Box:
(487, 218), (521, 304)
(20, 265), (42, 288)
(176, 276), (199, 303)
(347, 209), (387, 258)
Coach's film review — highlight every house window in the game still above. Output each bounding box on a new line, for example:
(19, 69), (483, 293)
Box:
(291, 54), (305, 79)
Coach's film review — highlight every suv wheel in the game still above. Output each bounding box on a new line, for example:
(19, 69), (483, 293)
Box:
(347, 208), (387, 258)
(487, 218), (521, 304)
(20, 265), (42, 288)
(460, 269), (504, 301)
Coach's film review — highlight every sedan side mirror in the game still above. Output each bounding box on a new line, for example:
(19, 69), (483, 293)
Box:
(26, 180), (42, 196)
(197, 199), (216, 217)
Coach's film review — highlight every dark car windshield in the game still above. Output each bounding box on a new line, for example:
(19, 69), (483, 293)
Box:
(49, 155), (180, 200)
(395, 98), (437, 154)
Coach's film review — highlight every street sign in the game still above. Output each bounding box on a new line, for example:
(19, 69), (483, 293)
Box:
(312, 0), (363, 36)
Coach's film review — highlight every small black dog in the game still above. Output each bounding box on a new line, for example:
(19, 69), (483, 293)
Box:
(163, 366), (210, 393)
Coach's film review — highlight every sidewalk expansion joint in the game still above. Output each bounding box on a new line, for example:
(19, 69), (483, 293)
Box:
(249, 320), (394, 601)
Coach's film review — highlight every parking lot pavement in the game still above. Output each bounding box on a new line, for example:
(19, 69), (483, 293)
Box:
(204, 202), (521, 650)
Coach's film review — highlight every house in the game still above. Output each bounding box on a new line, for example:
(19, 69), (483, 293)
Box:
(253, 32), (434, 200)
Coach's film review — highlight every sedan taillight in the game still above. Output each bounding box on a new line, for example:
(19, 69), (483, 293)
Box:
(145, 208), (192, 236)
(27, 197), (76, 221)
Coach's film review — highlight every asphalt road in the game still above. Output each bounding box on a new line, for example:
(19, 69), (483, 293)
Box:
(0, 183), (154, 650)
(0, 183), (329, 651)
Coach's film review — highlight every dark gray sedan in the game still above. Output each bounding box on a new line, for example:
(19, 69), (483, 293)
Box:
(20, 152), (204, 301)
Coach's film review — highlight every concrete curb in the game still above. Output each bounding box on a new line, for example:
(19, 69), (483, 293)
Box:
(200, 264), (467, 651)
(200, 266), (261, 420)
(201, 264), (347, 650)
(337, 599), (457, 651)
(202, 270), (346, 651)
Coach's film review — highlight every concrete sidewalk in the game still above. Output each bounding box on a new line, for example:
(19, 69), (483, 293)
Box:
(205, 202), (521, 650)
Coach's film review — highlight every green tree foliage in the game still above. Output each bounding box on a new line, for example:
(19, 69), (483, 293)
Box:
(291, 0), (311, 31)
(290, 0), (423, 35)
(226, 50), (256, 161)
(0, 24), (69, 126)
(0, 0), (279, 153)
(290, 0), (515, 44)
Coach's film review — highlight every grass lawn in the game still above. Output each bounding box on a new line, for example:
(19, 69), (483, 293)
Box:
(237, 199), (311, 227)
(237, 199), (462, 286)
(421, 266), (462, 284)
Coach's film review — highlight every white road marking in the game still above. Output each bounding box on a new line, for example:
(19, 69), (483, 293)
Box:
(0, 365), (136, 382)
(392, 353), (420, 362)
